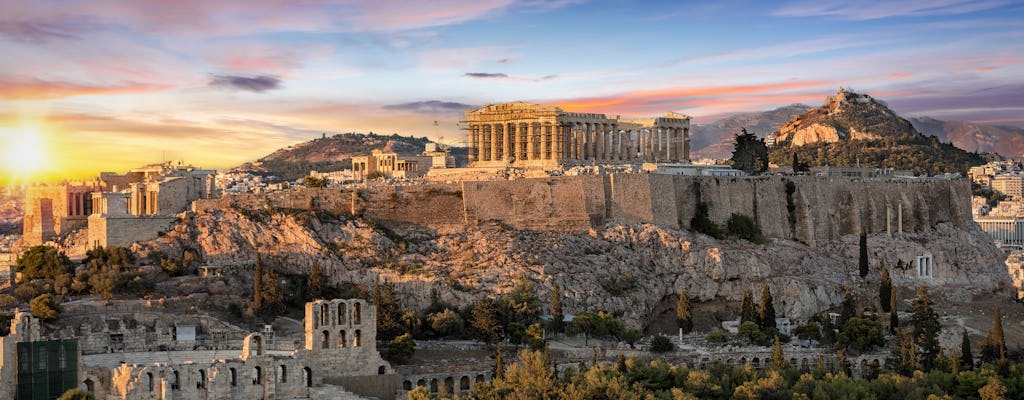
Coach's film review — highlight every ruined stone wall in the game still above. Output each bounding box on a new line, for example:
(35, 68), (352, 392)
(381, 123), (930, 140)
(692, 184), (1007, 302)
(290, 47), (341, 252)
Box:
(88, 215), (177, 249)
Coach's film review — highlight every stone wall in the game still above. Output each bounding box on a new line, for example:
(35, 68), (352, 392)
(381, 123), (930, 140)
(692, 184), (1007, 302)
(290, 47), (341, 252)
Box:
(88, 215), (176, 249)
(191, 175), (974, 246)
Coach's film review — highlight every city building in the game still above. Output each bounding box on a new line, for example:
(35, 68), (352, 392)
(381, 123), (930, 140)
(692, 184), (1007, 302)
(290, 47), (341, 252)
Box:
(351, 142), (431, 180)
(464, 102), (690, 169)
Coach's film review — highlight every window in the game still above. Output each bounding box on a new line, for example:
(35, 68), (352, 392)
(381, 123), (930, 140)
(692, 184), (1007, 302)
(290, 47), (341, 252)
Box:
(303, 367), (312, 387)
(147, 373), (154, 392)
(353, 303), (361, 324)
(338, 330), (346, 348)
(354, 330), (361, 347)
(338, 303), (346, 325)
(197, 370), (206, 389)
(321, 330), (330, 349)
(230, 368), (237, 386)
(171, 370), (180, 390)
(253, 366), (262, 385)
(279, 365), (287, 383)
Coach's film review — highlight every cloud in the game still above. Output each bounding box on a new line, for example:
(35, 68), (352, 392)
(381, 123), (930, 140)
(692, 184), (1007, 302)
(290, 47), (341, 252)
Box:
(464, 72), (509, 79)
(383, 100), (479, 115)
(774, 0), (1013, 20)
(0, 77), (172, 99)
(208, 75), (282, 92)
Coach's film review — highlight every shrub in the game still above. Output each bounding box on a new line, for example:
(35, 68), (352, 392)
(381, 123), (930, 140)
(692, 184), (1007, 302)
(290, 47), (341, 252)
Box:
(30, 293), (62, 320)
(706, 330), (729, 344)
(650, 336), (675, 353)
(387, 332), (416, 363)
(691, 202), (723, 239)
(726, 213), (765, 244)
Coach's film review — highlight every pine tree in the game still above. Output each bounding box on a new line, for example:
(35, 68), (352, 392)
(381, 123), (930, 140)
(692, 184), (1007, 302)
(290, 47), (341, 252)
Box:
(821, 313), (836, 345)
(730, 128), (769, 175)
(550, 282), (564, 333)
(676, 289), (693, 333)
(859, 227), (869, 278)
(253, 254), (264, 310)
(771, 335), (787, 369)
(307, 261), (324, 300)
(910, 286), (940, 370)
(759, 284), (776, 330)
(961, 329), (974, 370)
(889, 289), (899, 335)
(879, 266), (892, 312)
(259, 268), (284, 315)
(740, 289), (758, 324)
(374, 282), (402, 341)
(839, 286), (856, 326)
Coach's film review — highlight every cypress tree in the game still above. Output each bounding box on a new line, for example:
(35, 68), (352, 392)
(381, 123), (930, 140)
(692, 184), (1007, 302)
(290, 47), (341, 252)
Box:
(771, 336), (787, 369)
(740, 289), (758, 324)
(879, 266), (892, 312)
(759, 284), (776, 330)
(307, 261), (324, 300)
(676, 288), (693, 333)
(493, 342), (504, 379)
(910, 286), (940, 370)
(859, 227), (869, 278)
(961, 329), (974, 370)
(550, 282), (564, 333)
(889, 289), (899, 334)
(839, 286), (856, 326)
(253, 254), (264, 310)
(982, 307), (1006, 362)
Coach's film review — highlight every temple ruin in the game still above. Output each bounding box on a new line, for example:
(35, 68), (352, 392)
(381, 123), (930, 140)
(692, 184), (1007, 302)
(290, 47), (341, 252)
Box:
(464, 102), (690, 169)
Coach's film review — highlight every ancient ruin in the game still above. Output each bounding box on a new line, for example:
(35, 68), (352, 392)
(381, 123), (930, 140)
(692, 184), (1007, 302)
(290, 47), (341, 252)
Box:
(464, 102), (690, 169)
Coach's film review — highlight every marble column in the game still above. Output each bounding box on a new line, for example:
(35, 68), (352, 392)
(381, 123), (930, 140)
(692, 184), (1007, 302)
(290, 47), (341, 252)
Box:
(469, 124), (478, 162)
(490, 124), (499, 162)
(683, 127), (690, 162)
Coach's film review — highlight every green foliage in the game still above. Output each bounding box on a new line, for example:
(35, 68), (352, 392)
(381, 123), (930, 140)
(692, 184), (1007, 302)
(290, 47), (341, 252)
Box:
(731, 128), (769, 175)
(879, 266), (892, 312)
(890, 289), (899, 334)
(706, 330), (728, 344)
(373, 282), (403, 340)
(690, 202), (723, 239)
(758, 284), (776, 330)
(386, 332), (415, 363)
(837, 317), (885, 352)
(740, 289), (758, 325)
(981, 307), (1006, 363)
(549, 282), (564, 333)
(470, 298), (501, 344)
(739, 321), (771, 346)
(252, 256), (264, 310)
(16, 245), (71, 281)
(859, 228), (869, 278)
(726, 213), (765, 244)
(676, 289), (692, 333)
(911, 286), (941, 370)
(30, 293), (62, 320)
(961, 329), (974, 370)
(794, 322), (822, 342)
(306, 262), (323, 300)
(572, 311), (623, 344)
(428, 308), (464, 337)
(303, 175), (328, 188)
(57, 388), (94, 400)
(973, 183), (1008, 207)
(771, 336), (787, 369)
(650, 336), (675, 353)
(769, 134), (984, 176)
(619, 329), (642, 349)
(599, 271), (637, 297)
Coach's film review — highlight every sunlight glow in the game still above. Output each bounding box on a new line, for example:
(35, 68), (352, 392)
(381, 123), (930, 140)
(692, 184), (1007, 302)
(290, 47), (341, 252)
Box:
(1, 125), (49, 180)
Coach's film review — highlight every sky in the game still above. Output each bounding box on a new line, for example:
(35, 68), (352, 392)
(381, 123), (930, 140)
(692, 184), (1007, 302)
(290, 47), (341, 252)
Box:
(1, 0), (1023, 184)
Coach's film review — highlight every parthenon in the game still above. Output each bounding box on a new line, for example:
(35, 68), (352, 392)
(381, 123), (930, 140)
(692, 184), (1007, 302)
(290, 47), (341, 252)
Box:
(464, 102), (690, 169)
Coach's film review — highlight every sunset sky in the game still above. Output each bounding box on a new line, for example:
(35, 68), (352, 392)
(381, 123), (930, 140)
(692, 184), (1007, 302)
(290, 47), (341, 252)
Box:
(1, 0), (1023, 184)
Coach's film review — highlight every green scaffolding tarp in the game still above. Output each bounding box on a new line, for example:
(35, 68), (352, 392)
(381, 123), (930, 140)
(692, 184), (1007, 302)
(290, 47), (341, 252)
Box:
(16, 339), (78, 400)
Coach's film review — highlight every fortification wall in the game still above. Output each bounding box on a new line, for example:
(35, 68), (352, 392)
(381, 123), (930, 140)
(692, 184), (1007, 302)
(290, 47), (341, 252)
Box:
(89, 216), (176, 249)
(191, 175), (973, 245)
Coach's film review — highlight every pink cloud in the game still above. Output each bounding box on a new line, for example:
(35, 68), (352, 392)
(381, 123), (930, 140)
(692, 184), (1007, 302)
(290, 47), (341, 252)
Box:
(887, 72), (913, 79)
(0, 77), (172, 99)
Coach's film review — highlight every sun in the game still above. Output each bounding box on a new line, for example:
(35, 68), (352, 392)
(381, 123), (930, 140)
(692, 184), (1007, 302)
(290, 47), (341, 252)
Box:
(1, 125), (49, 180)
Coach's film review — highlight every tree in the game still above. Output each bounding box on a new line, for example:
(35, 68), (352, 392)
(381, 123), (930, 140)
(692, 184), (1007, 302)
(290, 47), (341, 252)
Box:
(978, 377), (1007, 400)
(30, 293), (62, 320)
(771, 336), (787, 369)
(794, 322), (821, 342)
(910, 286), (941, 370)
(982, 307), (1006, 362)
(839, 286), (857, 326)
(792, 152), (809, 173)
(759, 284), (776, 330)
(731, 128), (769, 175)
(859, 227), (869, 278)
(550, 282), (564, 333)
(879, 266), (892, 312)
(961, 329), (974, 370)
(892, 328), (919, 374)
(676, 289), (693, 333)
(258, 268), (284, 314)
(650, 336), (675, 353)
(303, 175), (328, 188)
(889, 289), (899, 334)
(57, 388), (94, 400)
(740, 289), (758, 325)
(386, 332), (416, 363)
(16, 245), (72, 281)
(252, 255), (264, 310)
(374, 282), (402, 340)
(428, 308), (464, 337)
(836, 317), (885, 352)
(307, 261), (323, 300)
(493, 342), (505, 379)
(471, 299), (501, 344)
(726, 213), (765, 244)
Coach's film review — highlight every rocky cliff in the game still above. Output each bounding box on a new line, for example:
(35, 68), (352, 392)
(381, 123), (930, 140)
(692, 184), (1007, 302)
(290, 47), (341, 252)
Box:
(135, 175), (1009, 328)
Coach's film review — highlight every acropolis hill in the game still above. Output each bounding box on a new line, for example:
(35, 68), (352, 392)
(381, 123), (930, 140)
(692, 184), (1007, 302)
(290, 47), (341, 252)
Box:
(137, 173), (1006, 325)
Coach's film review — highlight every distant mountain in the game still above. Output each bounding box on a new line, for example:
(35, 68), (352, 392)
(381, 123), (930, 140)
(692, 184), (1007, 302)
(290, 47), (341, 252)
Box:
(230, 133), (466, 181)
(691, 105), (812, 159)
(767, 89), (984, 175)
(910, 117), (1024, 158)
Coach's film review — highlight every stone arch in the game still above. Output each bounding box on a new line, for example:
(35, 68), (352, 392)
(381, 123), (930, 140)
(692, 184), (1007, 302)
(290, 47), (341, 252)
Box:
(280, 365), (287, 383)
(83, 378), (95, 393)
(789, 357), (797, 366)
(354, 303), (362, 325)
(230, 368), (237, 386)
(253, 366), (262, 385)
(338, 330), (346, 348)
(751, 357), (760, 366)
(740, 357), (747, 365)
(146, 372), (154, 392)
(379, 365), (386, 375)
(475, 374), (484, 384)
(460, 376), (470, 391)
(171, 370), (180, 390)
(338, 303), (347, 325)
(354, 329), (361, 347)
(320, 303), (328, 326)
(444, 377), (454, 394)
(303, 367), (312, 387)
(198, 369), (206, 389)
(417, 379), (426, 387)
(254, 335), (263, 355)
(403, 380), (412, 390)
(430, 378), (438, 393)
(321, 330), (330, 349)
